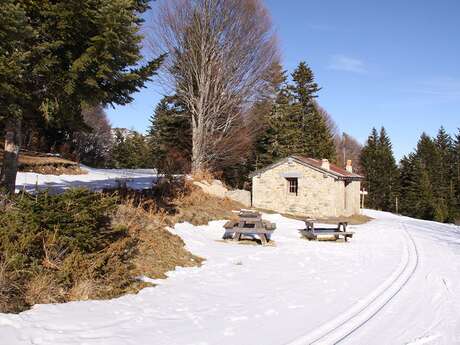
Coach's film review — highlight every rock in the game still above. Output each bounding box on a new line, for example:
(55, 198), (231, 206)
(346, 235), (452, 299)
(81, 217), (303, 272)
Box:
(225, 189), (251, 207)
(193, 179), (252, 207)
(193, 179), (228, 198)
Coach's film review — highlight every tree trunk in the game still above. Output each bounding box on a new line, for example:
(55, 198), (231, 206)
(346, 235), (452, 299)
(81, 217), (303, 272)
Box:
(191, 122), (204, 173)
(0, 117), (22, 194)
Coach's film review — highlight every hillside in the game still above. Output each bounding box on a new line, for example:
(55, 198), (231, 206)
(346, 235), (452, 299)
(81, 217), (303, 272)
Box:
(1, 209), (459, 344)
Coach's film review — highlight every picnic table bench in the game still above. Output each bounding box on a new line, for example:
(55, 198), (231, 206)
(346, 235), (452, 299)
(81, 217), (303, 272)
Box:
(223, 210), (276, 245)
(300, 219), (354, 242)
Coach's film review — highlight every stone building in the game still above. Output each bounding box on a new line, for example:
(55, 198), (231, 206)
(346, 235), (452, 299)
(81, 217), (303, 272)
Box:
(250, 156), (363, 218)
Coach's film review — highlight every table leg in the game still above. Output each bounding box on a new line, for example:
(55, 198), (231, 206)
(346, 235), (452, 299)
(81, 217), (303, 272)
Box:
(260, 234), (268, 245)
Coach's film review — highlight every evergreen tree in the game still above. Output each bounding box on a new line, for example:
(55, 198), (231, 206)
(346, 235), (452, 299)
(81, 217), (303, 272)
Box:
(290, 62), (335, 161)
(253, 70), (297, 167)
(434, 127), (456, 221)
(254, 62), (336, 166)
(304, 105), (336, 161)
(290, 62), (321, 114)
(0, 0), (164, 193)
(454, 129), (460, 222)
(377, 127), (399, 211)
(148, 97), (192, 173)
(360, 128), (379, 208)
(415, 132), (447, 221)
(360, 127), (398, 211)
(110, 130), (151, 169)
(399, 129), (460, 223)
(399, 154), (435, 220)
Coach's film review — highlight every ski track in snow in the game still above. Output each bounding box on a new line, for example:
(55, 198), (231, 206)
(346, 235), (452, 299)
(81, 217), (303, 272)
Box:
(284, 223), (420, 345)
(1, 193), (460, 345)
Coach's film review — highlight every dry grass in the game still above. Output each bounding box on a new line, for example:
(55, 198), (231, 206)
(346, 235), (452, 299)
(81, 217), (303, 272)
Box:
(0, 177), (245, 313)
(0, 150), (77, 166)
(315, 214), (373, 225)
(255, 208), (373, 225)
(24, 273), (65, 306)
(21, 165), (87, 175)
(0, 149), (86, 175)
(68, 279), (98, 301)
(172, 183), (242, 225)
(190, 169), (214, 183)
(112, 200), (204, 280)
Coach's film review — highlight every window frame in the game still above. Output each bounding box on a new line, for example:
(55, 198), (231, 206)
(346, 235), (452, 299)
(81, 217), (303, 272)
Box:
(286, 177), (298, 196)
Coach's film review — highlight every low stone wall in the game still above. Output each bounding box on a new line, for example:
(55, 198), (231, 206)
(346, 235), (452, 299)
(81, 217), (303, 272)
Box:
(193, 179), (251, 207)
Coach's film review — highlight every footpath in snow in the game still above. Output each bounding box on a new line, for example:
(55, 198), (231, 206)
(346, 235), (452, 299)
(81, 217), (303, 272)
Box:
(1, 210), (459, 344)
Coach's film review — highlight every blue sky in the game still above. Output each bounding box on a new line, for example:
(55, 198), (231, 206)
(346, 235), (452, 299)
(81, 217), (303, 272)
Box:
(106, 0), (459, 160)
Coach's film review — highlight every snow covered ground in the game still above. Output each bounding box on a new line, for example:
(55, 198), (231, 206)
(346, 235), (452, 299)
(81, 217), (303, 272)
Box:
(15, 167), (158, 193)
(1, 210), (460, 345)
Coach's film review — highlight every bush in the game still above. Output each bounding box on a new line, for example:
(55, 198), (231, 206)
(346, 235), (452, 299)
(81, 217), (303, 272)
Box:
(0, 189), (133, 313)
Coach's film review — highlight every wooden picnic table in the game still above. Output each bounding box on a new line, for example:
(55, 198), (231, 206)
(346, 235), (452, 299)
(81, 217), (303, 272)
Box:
(223, 211), (276, 245)
(301, 219), (354, 242)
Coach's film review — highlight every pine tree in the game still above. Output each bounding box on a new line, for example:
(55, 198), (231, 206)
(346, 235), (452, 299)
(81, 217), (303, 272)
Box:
(148, 97), (192, 173)
(290, 62), (335, 161)
(360, 128), (379, 208)
(434, 127), (456, 221)
(377, 127), (399, 211)
(399, 154), (435, 220)
(454, 129), (460, 222)
(253, 70), (298, 167)
(0, 0), (164, 193)
(110, 130), (151, 169)
(359, 127), (398, 211)
(415, 132), (448, 221)
(290, 62), (321, 114)
(304, 105), (336, 161)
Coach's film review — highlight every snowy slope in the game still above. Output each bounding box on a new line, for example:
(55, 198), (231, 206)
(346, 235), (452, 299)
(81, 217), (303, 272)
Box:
(15, 167), (158, 193)
(1, 211), (459, 345)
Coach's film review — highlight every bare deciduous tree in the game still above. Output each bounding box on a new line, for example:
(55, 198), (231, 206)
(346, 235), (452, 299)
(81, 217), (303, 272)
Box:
(72, 106), (113, 167)
(313, 102), (363, 170)
(336, 132), (363, 173)
(149, 0), (279, 171)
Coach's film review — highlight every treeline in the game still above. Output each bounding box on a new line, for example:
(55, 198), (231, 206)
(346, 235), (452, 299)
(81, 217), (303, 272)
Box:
(360, 127), (460, 223)
(148, 61), (362, 186)
(1, 0), (364, 191)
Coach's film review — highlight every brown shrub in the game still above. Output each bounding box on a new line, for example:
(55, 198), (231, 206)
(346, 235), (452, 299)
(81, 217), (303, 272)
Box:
(112, 202), (203, 280)
(172, 185), (242, 225)
(68, 279), (97, 301)
(1, 180), (242, 313)
(24, 273), (65, 306)
(21, 164), (87, 175)
(190, 169), (214, 183)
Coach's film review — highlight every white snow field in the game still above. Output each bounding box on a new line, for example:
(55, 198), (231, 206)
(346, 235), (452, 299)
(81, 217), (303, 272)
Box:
(15, 167), (158, 193)
(1, 210), (460, 345)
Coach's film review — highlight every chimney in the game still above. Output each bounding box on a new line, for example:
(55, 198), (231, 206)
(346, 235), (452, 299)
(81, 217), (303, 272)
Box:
(346, 160), (353, 173)
(321, 159), (330, 170)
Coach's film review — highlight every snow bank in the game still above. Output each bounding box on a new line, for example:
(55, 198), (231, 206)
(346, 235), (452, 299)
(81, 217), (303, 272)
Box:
(15, 166), (158, 193)
(1, 211), (459, 344)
